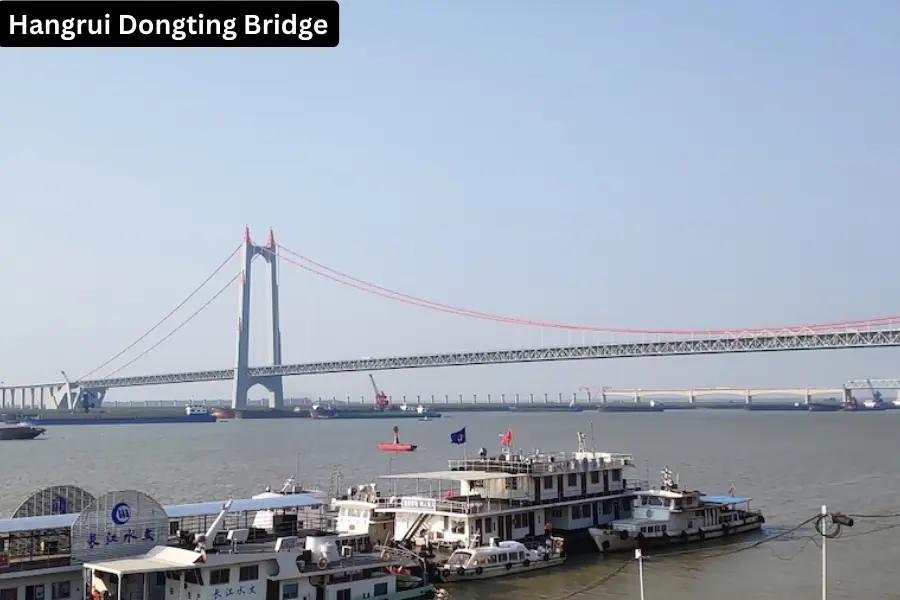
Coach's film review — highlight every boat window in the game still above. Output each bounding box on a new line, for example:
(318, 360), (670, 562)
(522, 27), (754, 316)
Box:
(282, 584), (299, 600)
(336, 590), (351, 600)
(498, 553), (508, 562)
(239, 565), (259, 582)
(688, 520), (694, 529)
(611, 470), (621, 482)
(505, 478), (519, 490)
(487, 554), (498, 564)
(567, 474), (577, 487)
(471, 480), (484, 487)
(572, 505), (581, 519)
(446, 552), (472, 566)
(552, 509), (562, 518)
(661, 525), (667, 532)
(543, 476), (554, 488)
(647, 497), (664, 506)
(50, 582), (70, 600)
(209, 569), (230, 585)
(590, 471), (600, 484)
(185, 570), (202, 585)
(451, 519), (465, 533)
(373, 583), (388, 597)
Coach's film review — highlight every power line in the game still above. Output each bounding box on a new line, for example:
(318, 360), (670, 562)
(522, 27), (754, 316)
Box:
(100, 272), (241, 379)
(78, 244), (241, 380)
(277, 243), (900, 335)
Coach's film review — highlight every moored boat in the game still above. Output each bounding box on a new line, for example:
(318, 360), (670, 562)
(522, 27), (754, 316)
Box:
(436, 536), (566, 582)
(588, 467), (764, 553)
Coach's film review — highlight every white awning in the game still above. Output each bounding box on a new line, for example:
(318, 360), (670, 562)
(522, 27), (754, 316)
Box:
(85, 546), (202, 576)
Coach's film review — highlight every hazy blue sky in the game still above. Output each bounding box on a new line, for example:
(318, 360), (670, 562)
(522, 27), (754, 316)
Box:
(2, 0), (899, 402)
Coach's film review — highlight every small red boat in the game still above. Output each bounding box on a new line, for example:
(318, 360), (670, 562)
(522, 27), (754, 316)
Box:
(378, 426), (417, 452)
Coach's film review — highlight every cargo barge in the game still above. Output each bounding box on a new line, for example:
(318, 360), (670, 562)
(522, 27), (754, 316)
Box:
(310, 403), (442, 419)
(19, 405), (217, 426)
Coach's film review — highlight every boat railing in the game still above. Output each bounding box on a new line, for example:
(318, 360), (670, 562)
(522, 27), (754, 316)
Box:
(447, 453), (635, 475)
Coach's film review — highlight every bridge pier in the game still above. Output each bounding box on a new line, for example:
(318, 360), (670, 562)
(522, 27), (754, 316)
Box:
(633, 390), (640, 403)
(804, 389), (811, 405)
(688, 391), (696, 404)
(745, 391), (752, 405)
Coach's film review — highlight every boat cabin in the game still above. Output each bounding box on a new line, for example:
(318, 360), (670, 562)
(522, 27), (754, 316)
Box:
(375, 433), (644, 548)
(83, 533), (414, 600)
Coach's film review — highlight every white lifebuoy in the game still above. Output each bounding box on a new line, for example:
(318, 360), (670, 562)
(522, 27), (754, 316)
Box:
(317, 557), (328, 570)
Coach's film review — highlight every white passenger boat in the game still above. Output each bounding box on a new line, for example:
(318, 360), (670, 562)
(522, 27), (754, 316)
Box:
(588, 467), (765, 553)
(375, 431), (646, 553)
(0, 482), (393, 600)
(83, 502), (436, 600)
(436, 536), (565, 582)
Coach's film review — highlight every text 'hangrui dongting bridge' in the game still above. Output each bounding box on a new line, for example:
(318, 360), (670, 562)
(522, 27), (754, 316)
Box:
(3, 228), (900, 410)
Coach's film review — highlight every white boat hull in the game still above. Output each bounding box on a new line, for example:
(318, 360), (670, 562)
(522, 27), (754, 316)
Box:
(437, 556), (566, 582)
(589, 519), (763, 553)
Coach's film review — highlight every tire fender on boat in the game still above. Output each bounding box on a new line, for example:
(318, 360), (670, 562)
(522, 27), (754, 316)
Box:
(523, 559), (531, 567)
(475, 567), (484, 576)
(441, 568), (451, 579)
(619, 530), (629, 540)
(505, 562), (512, 570)
(456, 567), (465, 577)
(722, 524), (730, 536)
(698, 529), (706, 540)
(680, 530), (688, 540)
(759, 515), (766, 524)
(317, 557), (328, 569)
(543, 552), (550, 561)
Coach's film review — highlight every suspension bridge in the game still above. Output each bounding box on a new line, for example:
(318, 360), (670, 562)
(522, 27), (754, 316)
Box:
(2, 228), (900, 411)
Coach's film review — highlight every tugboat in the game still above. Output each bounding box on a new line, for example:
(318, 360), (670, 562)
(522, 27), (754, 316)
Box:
(0, 422), (46, 440)
(588, 467), (764, 553)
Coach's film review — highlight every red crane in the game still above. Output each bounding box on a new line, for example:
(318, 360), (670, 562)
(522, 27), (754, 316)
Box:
(369, 374), (389, 410)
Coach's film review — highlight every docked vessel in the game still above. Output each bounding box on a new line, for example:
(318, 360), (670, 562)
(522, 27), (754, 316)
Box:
(436, 537), (566, 582)
(373, 431), (644, 554)
(599, 402), (664, 413)
(588, 467), (764, 553)
(19, 405), (217, 426)
(0, 422), (46, 440)
(509, 400), (584, 413)
(312, 403), (443, 420)
(438, 537), (566, 583)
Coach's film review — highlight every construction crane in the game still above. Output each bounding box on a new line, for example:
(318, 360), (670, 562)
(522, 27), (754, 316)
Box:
(368, 374), (389, 410)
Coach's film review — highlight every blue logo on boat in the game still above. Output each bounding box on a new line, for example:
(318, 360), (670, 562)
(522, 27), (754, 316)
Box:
(111, 502), (131, 525)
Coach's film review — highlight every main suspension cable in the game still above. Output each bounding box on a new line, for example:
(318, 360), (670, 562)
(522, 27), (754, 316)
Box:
(99, 272), (241, 380)
(78, 245), (241, 381)
(278, 244), (900, 335)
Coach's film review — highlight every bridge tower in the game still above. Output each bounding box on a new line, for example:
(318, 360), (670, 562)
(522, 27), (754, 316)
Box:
(231, 227), (285, 410)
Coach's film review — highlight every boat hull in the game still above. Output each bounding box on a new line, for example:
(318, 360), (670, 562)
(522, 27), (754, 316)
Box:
(313, 410), (443, 419)
(437, 556), (566, 582)
(599, 405), (665, 413)
(378, 443), (417, 452)
(0, 426), (46, 440)
(588, 519), (763, 553)
(508, 406), (584, 413)
(808, 403), (841, 412)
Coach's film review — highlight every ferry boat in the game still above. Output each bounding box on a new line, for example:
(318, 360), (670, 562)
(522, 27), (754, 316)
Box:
(588, 467), (764, 553)
(374, 431), (645, 554)
(0, 422), (46, 440)
(436, 536), (566, 582)
(0, 483), (398, 600)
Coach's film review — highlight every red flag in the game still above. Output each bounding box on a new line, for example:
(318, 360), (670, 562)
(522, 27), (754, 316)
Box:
(500, 428), (512, 446)
(728, 482), (735, 496)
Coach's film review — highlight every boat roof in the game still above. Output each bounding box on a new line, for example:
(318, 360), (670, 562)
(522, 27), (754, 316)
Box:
(381, 470), (513, 482)
(700, 495), (751, 504)
(0, 493), (323, 534)
(83, 547), (201, 576)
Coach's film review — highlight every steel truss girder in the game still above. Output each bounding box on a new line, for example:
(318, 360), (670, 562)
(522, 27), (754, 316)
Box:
(844, 378), (900, 389)
(74, 328), (900, 388)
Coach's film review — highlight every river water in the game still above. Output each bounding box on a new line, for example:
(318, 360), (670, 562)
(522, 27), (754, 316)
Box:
(3, 411), (899, 600)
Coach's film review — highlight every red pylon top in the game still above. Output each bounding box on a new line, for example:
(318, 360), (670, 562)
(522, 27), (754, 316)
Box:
(267, 227), (275, 248)
(243, 226), (251, 243)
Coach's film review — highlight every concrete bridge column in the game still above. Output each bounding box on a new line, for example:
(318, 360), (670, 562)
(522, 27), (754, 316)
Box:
(633, 390), (640, 403)
(688, 391), (696, 404)
(501, 394), (506, 404)
(572, 392), (577, 403)
(486, 394), (491, 404)
(458, 394), (463, 403)
(0, 388), (5, 409)
(804, 389), (812, 405)
(530, 393), (535, 403)
(600, 392), (607, 404)
(472, 394), (477, 404)
(558, 393), (563, 403)
(544, 393), (549, 403)
(745, 390), (752, 405)
(515, 393), (520, 404)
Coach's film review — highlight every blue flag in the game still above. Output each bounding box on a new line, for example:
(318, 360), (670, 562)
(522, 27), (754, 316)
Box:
(450, 427), (466, 445)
